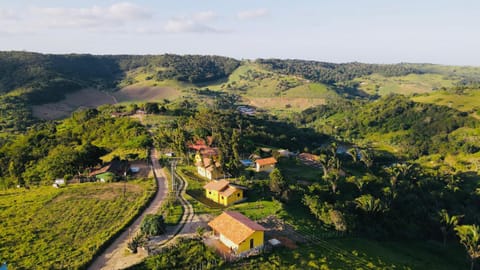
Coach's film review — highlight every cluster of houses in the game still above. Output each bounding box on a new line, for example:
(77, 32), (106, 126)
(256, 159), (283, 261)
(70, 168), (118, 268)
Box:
(190, 137), (280, 183)
(52, 159), (137, 187)
(187, 138), (274, 255)
(188, 144), (331, 256)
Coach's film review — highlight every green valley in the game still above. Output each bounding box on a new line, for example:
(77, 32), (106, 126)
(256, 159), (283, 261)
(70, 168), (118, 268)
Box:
(0, 52), (479, 270)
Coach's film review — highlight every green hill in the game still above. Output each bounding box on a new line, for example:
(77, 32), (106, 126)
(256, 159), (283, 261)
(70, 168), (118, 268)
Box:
(2, 51), (480, 131)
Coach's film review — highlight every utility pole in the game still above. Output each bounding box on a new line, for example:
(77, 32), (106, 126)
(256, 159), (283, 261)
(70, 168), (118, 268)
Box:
(171, 160), (176, 195)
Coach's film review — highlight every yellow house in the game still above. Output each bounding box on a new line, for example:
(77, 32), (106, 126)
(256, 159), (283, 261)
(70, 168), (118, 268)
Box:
(195, 153), (222, 180)
(203, 180), (245, 206)
(208, 211), (265, 254)
(255, 157), (277, 172)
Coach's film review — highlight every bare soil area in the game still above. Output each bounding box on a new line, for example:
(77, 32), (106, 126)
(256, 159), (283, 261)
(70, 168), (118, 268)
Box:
(114, 85), (180, 102)
(32, 88), (117, 120)
(258, 215), (308, 248)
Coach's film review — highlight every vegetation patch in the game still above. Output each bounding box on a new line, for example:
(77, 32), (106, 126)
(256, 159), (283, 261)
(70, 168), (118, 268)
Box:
(0, 180), (155, 269)
(129, 238), (222, 270)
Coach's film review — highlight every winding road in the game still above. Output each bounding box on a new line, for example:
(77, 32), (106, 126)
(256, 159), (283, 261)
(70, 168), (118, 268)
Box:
(88, 148), (168, 270)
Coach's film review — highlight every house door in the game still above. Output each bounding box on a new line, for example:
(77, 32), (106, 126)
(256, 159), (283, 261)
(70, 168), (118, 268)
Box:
(249, 238), (254, 249)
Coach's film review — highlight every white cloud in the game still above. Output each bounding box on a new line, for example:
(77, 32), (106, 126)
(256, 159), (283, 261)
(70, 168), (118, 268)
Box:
(163, 11), (223, 33)
(29, 2), (151, 28)
(164, 18), (218, 33)
(0, 8), (18, 20)
(193, 11), (216, 22)
(237, 8), (269, 20)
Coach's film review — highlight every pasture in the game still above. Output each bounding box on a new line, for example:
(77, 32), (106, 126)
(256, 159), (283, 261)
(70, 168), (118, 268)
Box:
(0, 180), (155, 269)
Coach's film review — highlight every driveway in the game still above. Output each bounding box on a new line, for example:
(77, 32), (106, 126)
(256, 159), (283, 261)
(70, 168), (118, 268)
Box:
(88, 148), (168, 270)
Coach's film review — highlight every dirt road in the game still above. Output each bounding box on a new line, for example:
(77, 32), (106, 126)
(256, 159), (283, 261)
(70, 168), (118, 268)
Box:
(88, 148), (168, 270)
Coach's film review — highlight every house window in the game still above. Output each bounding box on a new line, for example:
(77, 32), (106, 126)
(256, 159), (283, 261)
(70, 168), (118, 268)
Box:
(221, 196), (224, 199)
(250, 238), (254, 249)
(209, 191), (212, 195)
(237, 193), (240, 197)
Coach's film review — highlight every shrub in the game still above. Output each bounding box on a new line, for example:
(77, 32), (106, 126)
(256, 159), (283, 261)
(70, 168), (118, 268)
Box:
(140, 214), (166, 236)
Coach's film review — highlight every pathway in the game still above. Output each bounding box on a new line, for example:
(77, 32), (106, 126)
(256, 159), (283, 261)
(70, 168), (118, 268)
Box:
(88, 148), (168, 270)
(146, 170), (197, 250)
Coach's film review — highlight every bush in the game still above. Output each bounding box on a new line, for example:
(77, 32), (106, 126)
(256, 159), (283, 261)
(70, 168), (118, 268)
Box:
(140, 214), (166, 236)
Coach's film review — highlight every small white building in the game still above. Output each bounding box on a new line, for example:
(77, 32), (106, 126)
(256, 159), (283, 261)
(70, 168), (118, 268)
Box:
(54, 179), (66, 186)
(255, 157), (278, 172)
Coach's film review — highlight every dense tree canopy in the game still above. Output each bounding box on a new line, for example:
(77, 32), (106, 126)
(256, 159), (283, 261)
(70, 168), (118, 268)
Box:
(0, 108), (151, 188)
(257, 59), (423, 85)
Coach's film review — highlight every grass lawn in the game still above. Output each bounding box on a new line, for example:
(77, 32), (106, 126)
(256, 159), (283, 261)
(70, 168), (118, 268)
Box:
(162, 197), (184, 226)
(176, 165), (282, 220)
(0, 179), (155, 269)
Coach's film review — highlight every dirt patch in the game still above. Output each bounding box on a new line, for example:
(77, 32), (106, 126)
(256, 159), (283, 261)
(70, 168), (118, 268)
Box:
(32, 88), (117, 120)
(114, 85), (180, 102)
(129, 160), (151, 179)
(276, 236), (298, 249)
(109, 182), (143, 194)
(258, 215), (308, 248)
(247, 97), (325, 110)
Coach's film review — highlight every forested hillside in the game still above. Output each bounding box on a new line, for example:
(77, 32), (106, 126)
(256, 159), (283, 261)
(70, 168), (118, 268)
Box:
(257, 59), (423, 84)
(0, 107), (151, 188)
(0, 52), (240, 132)
(296, 94), (479, 158)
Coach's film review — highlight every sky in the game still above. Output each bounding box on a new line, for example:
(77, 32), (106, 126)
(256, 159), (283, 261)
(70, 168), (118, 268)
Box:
(1, 0), (480, 65)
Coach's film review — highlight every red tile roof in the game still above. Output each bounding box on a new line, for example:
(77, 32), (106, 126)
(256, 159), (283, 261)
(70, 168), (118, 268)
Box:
(255, 157), (277, 166)
(208, 211), (266, 245)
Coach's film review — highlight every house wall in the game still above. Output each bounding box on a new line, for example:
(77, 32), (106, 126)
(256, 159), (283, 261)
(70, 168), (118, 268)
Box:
(219, 233), (239, 251)
(205, 189), (219, 202)
(256, 163), (275, 172)
(197, 166), (207, 178)
(237, 230), (264, 254)
(225, 190), (243, 206)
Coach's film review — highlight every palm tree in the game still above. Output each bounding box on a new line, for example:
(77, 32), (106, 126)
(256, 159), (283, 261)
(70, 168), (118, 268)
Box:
(455, 224), (480, 270)
(346, 147), (359, 163)
(359, 149), (373, 169)
(347, 176), (364, 192)
(317, 151), (342, 194)
(355, 194), (386, 215)
(439, 209), (462, 247)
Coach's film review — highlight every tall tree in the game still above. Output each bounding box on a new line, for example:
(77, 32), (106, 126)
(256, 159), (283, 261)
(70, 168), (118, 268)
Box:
(439, 209), (462, 247)
(269, 168), (286, 196)
(455, 224), (480, 270)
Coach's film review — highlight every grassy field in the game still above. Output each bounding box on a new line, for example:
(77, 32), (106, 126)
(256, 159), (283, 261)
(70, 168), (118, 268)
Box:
(0, 180), (156, 269)
(225, 238), (467, 269)
(412, 89), (480, 118)
(355, 73), (455, 96)
(205, 62), (336, 113)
